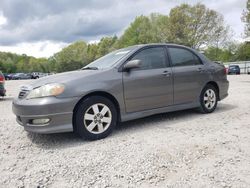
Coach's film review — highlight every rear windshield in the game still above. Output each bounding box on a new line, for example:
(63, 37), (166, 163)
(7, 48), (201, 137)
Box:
(229, 65), (239, 68)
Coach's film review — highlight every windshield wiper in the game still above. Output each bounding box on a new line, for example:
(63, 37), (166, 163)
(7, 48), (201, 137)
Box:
(81, 66), (98, 70)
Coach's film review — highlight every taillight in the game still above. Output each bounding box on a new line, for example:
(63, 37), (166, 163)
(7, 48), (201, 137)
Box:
(224, 67), (228, 75)
(0, 75), (5, 83)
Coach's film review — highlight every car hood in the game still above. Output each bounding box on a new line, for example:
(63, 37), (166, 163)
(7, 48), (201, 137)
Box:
(30, 69), (103, 88)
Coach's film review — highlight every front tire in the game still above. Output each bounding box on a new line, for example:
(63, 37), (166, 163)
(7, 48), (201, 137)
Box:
(74, 96), (117, 140)
(199, 84), (218, 113)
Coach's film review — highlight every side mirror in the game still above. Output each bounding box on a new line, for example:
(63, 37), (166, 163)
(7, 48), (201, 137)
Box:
(123, 60), (142, 71)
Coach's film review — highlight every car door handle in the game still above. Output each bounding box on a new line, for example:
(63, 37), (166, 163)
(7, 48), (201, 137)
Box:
(162, 70), (171, 77)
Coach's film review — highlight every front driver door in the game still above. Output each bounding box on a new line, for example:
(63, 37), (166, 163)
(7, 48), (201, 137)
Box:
(123, 46), (173, 113)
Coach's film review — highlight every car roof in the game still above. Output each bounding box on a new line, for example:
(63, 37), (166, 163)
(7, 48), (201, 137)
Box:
(127, 43), (198, 54)
(132, 43), (192, 48)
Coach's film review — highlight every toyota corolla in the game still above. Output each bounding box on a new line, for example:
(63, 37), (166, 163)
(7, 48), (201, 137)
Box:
(12, 44), (229, 140)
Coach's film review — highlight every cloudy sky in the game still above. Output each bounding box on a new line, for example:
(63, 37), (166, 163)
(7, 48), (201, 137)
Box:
(0, 0), (247, 58)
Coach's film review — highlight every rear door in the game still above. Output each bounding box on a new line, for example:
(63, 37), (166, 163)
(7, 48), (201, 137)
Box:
(123, 46), (173, 113)
(167, 46), (209, 105)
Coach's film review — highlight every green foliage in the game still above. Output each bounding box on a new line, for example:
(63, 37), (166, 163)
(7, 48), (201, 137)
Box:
(53, 41), (88, 72)
(117, 15), (154, 47)
(149, 13), (169, 43)
(235, 43), (250, 61)
(168, 3), (229, 49)
(0, 52), (49, 73)
(96, 36), (118, 58)
(242, 0), (250, 36)
(116, 14), (169, 47)
(204, 47), (235, 62)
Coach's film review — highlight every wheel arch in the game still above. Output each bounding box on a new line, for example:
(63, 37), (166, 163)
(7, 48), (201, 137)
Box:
(72, 91), (121, 131)
(204, 81), (220, 100)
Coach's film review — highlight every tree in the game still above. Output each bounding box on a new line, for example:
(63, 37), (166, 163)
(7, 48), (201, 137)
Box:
(53, 41), (88, 72)
(86, 43), (99, 63)
(149, 13), (169, 43)
(204, 47), (235, 62)
(235, 43), (250, 61)
(96, 36), (118, 58)
(117, 16), (154, 47)
(167, 3), (230, 49)
(242, 0), (250, 36)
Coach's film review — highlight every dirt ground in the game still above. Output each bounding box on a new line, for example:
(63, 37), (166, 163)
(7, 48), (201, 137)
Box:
(0, 75), (250, 188)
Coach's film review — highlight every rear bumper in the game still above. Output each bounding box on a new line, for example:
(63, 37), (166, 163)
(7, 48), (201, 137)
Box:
(12, 96), (79, 134)
(228, 70), (240, 74)
(0, 89), (6, 96)
(218, 80), (229, 101)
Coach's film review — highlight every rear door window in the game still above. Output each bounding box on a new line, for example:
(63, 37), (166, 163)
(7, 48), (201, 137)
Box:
(168, 47), (202, 67)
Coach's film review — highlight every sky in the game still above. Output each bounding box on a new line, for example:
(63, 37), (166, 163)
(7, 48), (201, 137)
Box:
(0, 0), (247, 58)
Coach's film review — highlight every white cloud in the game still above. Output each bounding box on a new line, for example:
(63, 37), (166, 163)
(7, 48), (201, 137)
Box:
(0, 41), (68, 58)
(0, 12), (7, 27)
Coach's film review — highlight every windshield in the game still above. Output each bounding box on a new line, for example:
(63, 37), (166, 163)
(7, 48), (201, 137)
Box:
(83, 46), (136, 69)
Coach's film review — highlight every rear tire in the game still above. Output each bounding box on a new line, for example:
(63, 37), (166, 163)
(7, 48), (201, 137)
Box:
(74, 96), (117, 140)
(199, 84), (218, 113)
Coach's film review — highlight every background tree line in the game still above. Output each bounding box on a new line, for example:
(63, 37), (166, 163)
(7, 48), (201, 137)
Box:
(1, 2), (250, 73)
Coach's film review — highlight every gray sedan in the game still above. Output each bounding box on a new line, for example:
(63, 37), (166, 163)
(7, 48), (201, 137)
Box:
(12, 44), (229, 140)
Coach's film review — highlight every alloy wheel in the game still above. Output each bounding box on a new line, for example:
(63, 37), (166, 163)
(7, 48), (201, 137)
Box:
(204, 89), (216, 110)
(83, 103), (112, 134)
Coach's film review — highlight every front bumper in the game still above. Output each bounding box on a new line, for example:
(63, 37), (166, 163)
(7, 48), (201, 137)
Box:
(12, 96), (79, 134)
(0, 83), (6, 96)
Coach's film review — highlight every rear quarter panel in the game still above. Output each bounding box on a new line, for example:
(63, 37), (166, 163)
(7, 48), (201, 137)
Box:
(205, 62), (229, 100)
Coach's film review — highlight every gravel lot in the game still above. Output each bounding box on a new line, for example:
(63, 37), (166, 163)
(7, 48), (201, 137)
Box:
(0, 75), (250, 188)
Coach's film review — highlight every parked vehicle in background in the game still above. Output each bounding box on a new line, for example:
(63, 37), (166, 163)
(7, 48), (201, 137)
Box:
(13, 44), (229, 140)
(12, 73), (32, 80)
(0, 71), (6, 97)
(228, 65), (240, 75)
(31, 72), (46, 79)
(3, 73), (14, 80)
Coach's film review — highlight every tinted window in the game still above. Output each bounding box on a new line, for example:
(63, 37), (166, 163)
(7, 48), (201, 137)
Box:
(130, 47), (167, 70)
(229, 65), (239, 69)
(168, 47), (202, 67)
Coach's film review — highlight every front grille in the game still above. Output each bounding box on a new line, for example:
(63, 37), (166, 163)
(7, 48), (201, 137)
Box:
(18, 90), (29, 99)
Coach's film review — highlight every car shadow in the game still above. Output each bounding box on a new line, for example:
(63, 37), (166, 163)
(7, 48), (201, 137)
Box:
(27, 103), (237, 149)
(114, 103), (237, 135)
(116, 109), (196, 132)
(0, 96), (14, 101)
(215, 103), (237, 113)
(26, 131), (83, 148)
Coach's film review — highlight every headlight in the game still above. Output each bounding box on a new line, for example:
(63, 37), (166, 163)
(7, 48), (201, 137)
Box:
(26, 83), (65, 99)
